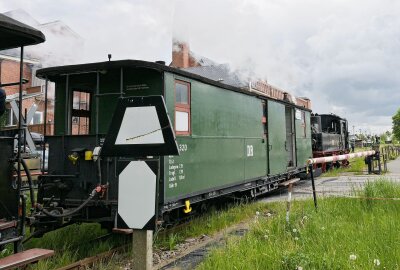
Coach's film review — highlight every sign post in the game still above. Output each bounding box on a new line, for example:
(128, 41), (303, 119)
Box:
(101, 96), (179, 269)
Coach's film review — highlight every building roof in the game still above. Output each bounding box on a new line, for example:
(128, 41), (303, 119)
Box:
(0, 13), (45, 50)
(183, 64), (248, 88)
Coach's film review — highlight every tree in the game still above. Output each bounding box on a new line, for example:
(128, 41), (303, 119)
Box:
(392, 108), (400, 141)
(380, 132), (387, 143)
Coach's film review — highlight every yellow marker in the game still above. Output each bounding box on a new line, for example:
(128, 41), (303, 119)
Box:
(183, 200), (192, 214)
(68, 154), (79, 165)
(85, 151), (93, 160)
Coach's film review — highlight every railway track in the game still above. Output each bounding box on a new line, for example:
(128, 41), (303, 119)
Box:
(55, 245), (129, 270)
(28, 220), (195, 270)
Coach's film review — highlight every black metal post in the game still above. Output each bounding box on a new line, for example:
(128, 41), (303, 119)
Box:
(23, 107), (27, 153)
(309, 164), (318, 210)
(120, 67), (124, 97)
(377, 153), (381, 175)
(42, 78), (48, 173)
(15, 46), (24, 253)
(96, 72), (100, 142)
(65, 74), (69, 134)
(367, 157), (372, 174)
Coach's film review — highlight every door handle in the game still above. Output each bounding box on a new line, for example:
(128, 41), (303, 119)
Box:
(284, 141), (287, 151)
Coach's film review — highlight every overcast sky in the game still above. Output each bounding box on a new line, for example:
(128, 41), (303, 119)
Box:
(1, 0), (399, 135)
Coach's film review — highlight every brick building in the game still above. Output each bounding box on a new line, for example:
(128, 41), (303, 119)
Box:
(0, 9), (84, 135)
(0, 53), (54, 134)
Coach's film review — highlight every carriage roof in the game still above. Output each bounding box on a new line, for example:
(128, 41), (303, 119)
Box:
(0, 13), (45, 50)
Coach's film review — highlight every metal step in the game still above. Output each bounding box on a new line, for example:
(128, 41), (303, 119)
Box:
(0, 248), (54, 270)
(112, 228), (133, 234)
(279, 178), (300, 187)
(0, 220), (17, 231)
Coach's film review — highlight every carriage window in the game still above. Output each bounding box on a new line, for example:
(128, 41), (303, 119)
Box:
(5, 107), (17, 126)
(31, 111), (43, 124)
(71, 90), (91, 135)
(174, 80), (190, 135)
(176, 83), (189, 104)
(301, 111), (306, 137)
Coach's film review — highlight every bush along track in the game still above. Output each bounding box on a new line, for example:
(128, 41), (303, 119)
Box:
(198, 179), (400, 270)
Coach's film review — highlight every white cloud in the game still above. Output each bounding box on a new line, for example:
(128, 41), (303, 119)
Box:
(1, 0), (399, 134)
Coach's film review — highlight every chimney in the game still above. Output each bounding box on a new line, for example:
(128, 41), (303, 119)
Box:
(171, 40), (190, 68)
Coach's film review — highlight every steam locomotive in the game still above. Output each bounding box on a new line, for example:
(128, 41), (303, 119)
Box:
(311, 113), (350, 171)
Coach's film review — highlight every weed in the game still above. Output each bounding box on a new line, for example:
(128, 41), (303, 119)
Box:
(323, 157), (366, 176)
(198, 179), (400, 270)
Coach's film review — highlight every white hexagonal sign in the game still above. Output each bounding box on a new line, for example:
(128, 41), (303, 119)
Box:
(118, 161), (156, 229)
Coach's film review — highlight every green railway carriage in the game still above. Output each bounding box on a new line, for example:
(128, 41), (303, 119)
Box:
(35, 60), (311, 230)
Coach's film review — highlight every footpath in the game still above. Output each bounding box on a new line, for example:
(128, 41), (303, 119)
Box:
(262, 157), (400, 202)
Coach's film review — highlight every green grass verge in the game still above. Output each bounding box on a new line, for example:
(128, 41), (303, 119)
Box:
(154, 201), (270, 250)
(24, 224), (126, 270)
(3, 200), (270, 269)
(97, 202), (274, 270)
(198, 179), (400, 270)
(323, 157), (367, 177)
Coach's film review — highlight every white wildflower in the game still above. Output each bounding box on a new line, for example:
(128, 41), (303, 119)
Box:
(264, 234), (268, 239)
(254, 216), (259, 223)
(255, 211), (260, 216)
(349, 254), (357, 261)
(266, 212), (272, 217)
(294, 237), (299, 241)
(374, 259), (380, 266)
(292, 228), (298, 233)
(297, 267), (303, 270)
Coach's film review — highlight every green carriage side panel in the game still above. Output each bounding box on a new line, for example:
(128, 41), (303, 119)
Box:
(267, 100), (287, 175)
(165, 137), (245, 198)
(244, 138), (267, 179)
(164, 73), (176, 126)
(295, 110), (312, 166)
(163, 73), (266, 201)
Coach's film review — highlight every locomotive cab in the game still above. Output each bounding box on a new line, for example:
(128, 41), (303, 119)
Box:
(311, 113), (350, 171)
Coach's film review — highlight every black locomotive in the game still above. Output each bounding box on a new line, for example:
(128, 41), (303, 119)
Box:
(311, 113), (350, 171)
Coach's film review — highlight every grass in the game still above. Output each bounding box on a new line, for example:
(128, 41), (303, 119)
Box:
(0, 199), (271, 269)
(323, 145), (399, 177)
(323, 156), (366, 177)
(94, 201), (276, 270)
(198, 179), (400, 270)
(24, 223), (127, 270)
(154, 201), (270, 250)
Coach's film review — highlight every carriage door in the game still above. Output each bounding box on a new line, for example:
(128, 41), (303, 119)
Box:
(285, 107), (296, 169)
(267, 101), (287, 175)
(262, 101), (269, 174)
